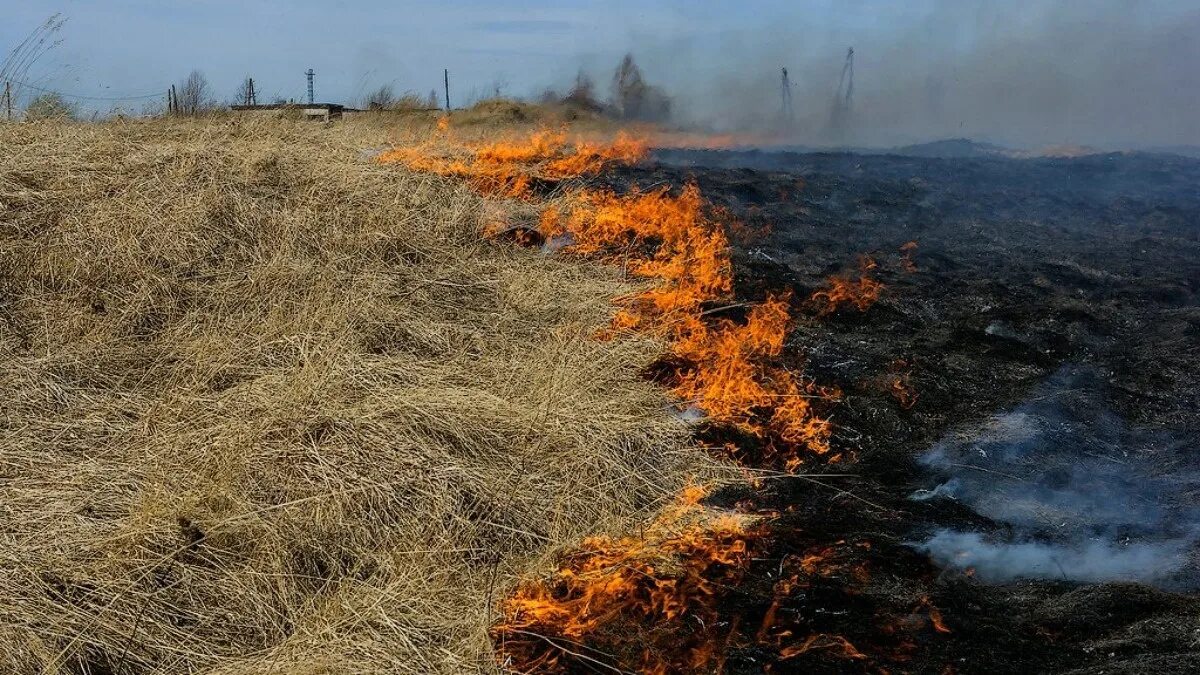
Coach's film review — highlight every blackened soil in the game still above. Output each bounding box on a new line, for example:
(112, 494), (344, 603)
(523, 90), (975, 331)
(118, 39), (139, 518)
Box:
(606, 149), (1200, 674)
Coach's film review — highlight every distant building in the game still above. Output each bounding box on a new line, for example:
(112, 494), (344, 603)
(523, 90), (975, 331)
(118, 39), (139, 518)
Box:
(230, 103), (359, 122)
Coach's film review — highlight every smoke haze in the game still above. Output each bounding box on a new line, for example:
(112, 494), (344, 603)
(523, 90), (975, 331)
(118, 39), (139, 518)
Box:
(611, 1), (1200, 149)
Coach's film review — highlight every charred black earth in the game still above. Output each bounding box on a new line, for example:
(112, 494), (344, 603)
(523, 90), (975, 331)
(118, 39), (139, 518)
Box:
(605, 149), (1200, 674)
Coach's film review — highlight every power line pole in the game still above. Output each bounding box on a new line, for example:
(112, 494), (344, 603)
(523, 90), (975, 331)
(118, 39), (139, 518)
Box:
(780, 67), (793, 125)
(443, 69), (450, 110)
(829, 46), (855, 134)
(306, 69), (315, 104)
(4, 81), (12, 121)
(836, 47), (854, 110)
(243, 77), (257, 106)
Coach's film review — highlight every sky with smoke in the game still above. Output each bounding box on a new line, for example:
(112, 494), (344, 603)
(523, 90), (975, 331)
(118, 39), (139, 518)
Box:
(3, 0), (1197, 148)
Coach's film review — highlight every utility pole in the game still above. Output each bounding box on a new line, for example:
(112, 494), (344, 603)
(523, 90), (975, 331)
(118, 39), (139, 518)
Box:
(443, 69), (450, 110)
(779, 67), (793, 125)
(835, 47), (854, 110)
(829, 46), (855, 134)
(246, 77), (257, 106)
(4, 81), (12, 121)
(169, 84), (178, 116)
(306, 69), (315, 104)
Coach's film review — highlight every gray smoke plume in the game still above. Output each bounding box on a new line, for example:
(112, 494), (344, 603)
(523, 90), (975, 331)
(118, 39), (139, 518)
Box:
(910, 366), (1200, 588)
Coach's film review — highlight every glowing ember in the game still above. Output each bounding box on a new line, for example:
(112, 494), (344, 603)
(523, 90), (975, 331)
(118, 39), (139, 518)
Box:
(779, 634), (868, 661)
(888, 359), (919, 410)
(900, 240), (919, 273)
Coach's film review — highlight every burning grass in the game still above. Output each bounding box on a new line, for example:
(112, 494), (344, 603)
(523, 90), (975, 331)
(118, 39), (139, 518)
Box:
(493, 487), (761, 674)
(810, 255), (885, 316)
(377, 126), (646, 199)
(377, 122), (851, 671)
(381, 125), (839, 472)
(0, 118), (723, 673)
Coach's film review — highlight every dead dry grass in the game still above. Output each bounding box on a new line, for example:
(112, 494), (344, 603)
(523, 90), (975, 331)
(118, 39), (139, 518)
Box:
(0, 117), (720, 673)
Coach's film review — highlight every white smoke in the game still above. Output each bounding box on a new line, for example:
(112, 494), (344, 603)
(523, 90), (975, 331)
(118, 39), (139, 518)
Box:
(911, 366), (1200, 587)
(917, 531), (1192, 585)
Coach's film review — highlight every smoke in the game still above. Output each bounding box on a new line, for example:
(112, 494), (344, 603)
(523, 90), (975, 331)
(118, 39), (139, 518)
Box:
(619, 0), (1200, 149)
(910, 366), (1200, 588)
(918, 531), (1192, 585)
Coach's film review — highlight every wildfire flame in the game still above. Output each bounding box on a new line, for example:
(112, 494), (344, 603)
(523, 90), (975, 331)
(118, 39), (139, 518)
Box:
(492, 489), (760, 673)
(378, 128), (647, 199)
(549, 187), (836, 469)
(810, 254), (885, 316)
(375, 128), (889, 673)
(384, 129), (837, 470)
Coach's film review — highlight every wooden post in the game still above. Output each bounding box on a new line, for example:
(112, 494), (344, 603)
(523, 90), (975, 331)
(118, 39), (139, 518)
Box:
(443, 69), (450, 110)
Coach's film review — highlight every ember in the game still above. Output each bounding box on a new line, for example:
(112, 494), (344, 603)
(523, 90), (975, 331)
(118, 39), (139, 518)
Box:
(900, 240), (919, 273)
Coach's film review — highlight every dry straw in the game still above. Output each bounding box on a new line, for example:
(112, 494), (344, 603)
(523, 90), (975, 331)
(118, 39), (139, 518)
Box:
(0, 117), (721, 673)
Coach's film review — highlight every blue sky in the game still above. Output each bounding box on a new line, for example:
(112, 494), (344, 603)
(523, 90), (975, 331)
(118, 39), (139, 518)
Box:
(1, 1), (966, 106)
(3, 1), (1197, 146)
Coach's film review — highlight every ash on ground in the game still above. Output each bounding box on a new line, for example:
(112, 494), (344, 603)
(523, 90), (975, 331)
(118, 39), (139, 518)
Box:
(609, 146), (1200, 673)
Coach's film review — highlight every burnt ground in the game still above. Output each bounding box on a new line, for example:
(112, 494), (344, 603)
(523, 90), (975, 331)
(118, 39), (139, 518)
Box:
(598, 149), (1200, 674)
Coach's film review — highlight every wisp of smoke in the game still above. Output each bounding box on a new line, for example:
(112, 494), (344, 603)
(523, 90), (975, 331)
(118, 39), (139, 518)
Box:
(910, 366), (1200, 588)
(918, 531), (1192, 585)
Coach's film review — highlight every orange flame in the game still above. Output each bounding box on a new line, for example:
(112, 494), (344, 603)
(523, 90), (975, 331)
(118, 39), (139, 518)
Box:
(492, 491), (760, 673)
(916, 596), (952, 634)
(379, 126), (867, 671)
(810, 255), (885, 316)
(378, 128), (647, 199)
(537, 181), (835, 469)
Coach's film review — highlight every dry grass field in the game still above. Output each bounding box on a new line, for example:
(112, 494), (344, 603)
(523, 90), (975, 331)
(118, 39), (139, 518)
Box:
(0, 115), (720, 673)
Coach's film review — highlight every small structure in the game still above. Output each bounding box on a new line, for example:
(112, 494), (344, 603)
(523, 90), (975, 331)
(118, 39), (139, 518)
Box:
(230, 103), (359, 122)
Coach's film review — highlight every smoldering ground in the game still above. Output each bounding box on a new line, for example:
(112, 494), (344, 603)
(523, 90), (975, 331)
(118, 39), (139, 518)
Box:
(912, 366), (1200, 588)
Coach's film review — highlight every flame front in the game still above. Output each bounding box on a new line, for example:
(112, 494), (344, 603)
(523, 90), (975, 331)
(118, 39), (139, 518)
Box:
(378, 128), (646, 199)
(493, 489), (759, 674)
(383, 129), (836, 469)
(376, 127), (903, 673)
